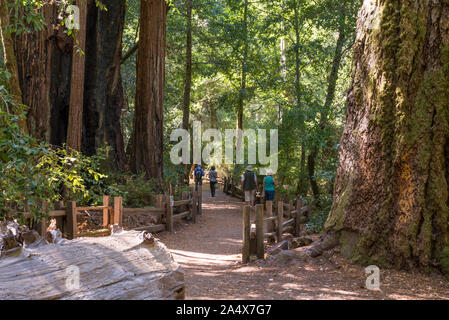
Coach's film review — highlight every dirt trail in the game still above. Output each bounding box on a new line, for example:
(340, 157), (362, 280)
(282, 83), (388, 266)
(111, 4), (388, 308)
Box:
(157, 187), (449, 300)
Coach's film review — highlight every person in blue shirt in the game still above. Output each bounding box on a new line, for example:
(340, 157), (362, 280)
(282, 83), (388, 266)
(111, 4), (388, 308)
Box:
(194, 164), (205, 191)
(208, 166), (218, 197)
(263, 172), (276, 201)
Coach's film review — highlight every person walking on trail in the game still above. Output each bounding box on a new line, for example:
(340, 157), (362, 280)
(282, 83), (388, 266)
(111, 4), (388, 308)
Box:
(208, 166), (218, 197)
(263, 172), (275, 202)
(241, 166), (258, 207)
(194, 164), (204, 191)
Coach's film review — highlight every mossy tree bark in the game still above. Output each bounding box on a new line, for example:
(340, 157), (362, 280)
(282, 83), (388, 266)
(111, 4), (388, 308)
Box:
(325, 0), (449, 275)
(130, 0), (167, 179)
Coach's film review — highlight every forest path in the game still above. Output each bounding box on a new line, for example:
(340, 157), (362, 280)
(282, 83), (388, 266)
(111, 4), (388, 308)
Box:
(157, 186), (449, 300)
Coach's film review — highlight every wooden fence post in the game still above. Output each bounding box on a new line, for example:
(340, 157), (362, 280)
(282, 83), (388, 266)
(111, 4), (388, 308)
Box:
(242, 205), (251, 263)
(296, 198), (304, 211)
(54, 201), (64, 231)
(192, 191), (198, 223)
(166, 195), (174, 232)
(156, 194), (164, 208)
(295, 210), (301, 236)
(102, 195), (110, 228)
(113, 197), (123, 227)
(181, 191), (189, 218)
(155, 194), (165, 224)
(265, 200), (274, 233)
(198, 185), (202, 215)
(255, 204), (265, 259)
(40, 202), (48, 237)
(277, 201), (283, 243)
(288, 200), (293, 218)
(66, 201), (77, 240)
(294, 198), (302, 236)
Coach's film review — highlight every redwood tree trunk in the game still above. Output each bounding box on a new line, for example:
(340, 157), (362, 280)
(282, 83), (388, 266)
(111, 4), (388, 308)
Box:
(67, 0), (88, 151)
(83, 0), (127, 171)
(13, 1), (127, 170)
(130, 0), (167, 178)
(14, 3), (72, 144)
(325, 0), (449, 274)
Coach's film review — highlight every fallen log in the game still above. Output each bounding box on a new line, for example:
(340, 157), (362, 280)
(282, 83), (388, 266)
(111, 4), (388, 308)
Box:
(0, 230), (184, 300)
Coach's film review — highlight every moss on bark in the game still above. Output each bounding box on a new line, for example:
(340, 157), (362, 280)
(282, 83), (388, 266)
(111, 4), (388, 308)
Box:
(326, 0), (449, 276)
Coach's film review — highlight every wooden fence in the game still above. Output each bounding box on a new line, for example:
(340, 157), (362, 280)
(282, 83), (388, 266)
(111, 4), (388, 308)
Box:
(224, 175), (312, 262)
(241, 199), (311, 263)
(21, 190), (202, 240)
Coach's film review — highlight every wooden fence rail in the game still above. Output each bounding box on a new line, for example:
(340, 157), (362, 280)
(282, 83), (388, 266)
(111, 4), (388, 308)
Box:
(230, 173), (313, 262)
(20, 189), (203, 240)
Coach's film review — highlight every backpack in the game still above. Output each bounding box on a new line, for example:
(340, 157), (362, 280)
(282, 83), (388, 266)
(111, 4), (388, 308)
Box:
(209, 171), (217, 182)
(243, 171), (256, 191)
(194, 168), (203, 181)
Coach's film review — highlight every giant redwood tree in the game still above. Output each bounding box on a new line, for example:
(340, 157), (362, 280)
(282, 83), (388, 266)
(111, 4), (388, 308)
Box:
(13, 1), (126, 169)
(130, 0), (168, 179)
(324, 0), (449, 274)
(83, 0), (127, 171)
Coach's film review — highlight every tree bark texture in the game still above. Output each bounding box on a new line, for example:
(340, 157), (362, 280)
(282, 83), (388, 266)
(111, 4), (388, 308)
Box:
(83, 0), (127, 170)
(13, 1), (127, 170)
(130, 0), (167, 179)
(325, 0), (449, 274)
(14, 4), (72, 143)
(67, 0), (88, 151)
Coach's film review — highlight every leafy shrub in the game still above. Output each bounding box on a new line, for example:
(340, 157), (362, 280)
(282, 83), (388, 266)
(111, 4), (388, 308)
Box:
(0, 89), (110, 221)
(305, 194), (333, 233)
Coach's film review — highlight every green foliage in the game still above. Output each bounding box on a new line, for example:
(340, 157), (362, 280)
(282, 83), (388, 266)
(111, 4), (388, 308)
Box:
(0, 76), (116, 221)
(124, 0), (359, 233)
(305, 194), (333, 233)
(112, 173), (158, 208)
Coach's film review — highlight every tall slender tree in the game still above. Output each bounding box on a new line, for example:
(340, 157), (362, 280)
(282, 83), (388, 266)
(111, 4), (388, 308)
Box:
(182, 0), (192, 131)
(67, 0), (88, 151)
(182, 0), (193, 184)
(237, 0), (248, 131)
(130, 0), (168, 179)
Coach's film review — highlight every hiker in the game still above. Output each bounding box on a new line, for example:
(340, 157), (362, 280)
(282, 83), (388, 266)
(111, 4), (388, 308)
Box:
(208, 166), (218, 197)
(263, 172), (275, 202)
(241, 166), (258, 207)
(194, 164), (204, 191)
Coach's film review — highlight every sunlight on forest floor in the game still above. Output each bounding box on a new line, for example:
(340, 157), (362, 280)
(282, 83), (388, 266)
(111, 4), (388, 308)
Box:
(157, 189), (449, 300)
